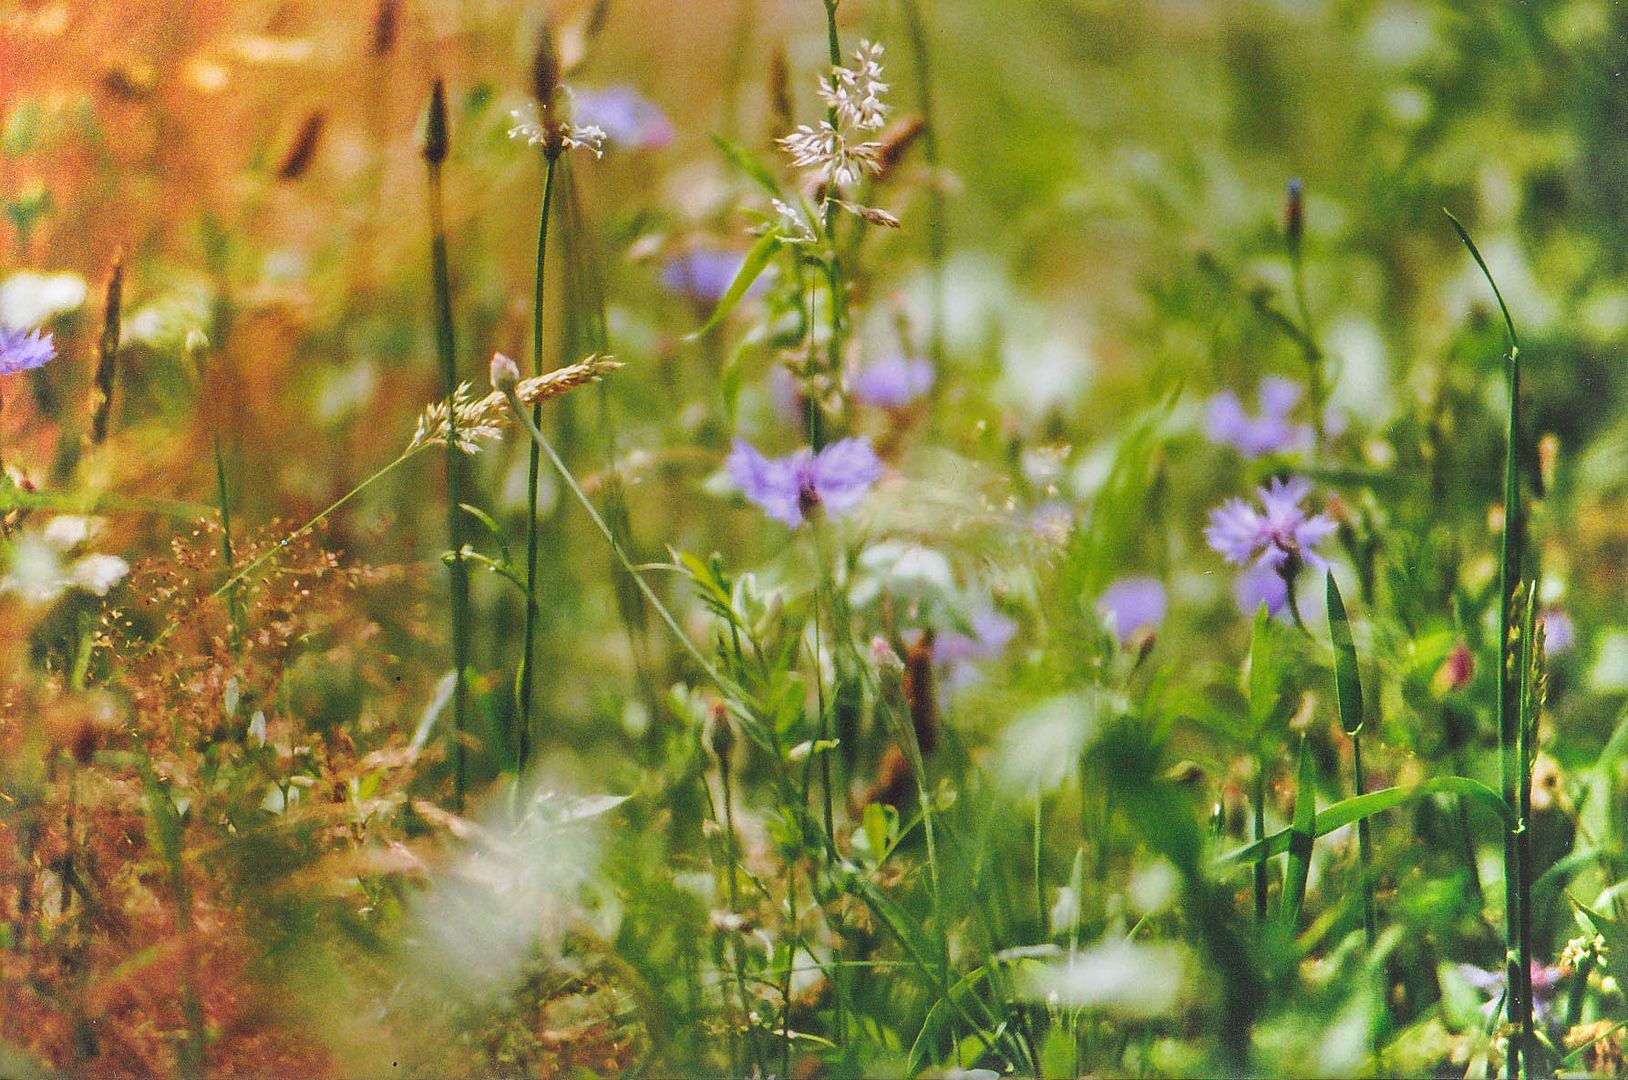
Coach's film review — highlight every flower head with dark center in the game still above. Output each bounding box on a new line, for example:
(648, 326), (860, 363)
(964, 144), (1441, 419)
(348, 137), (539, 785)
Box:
(727, 437), (882, 526)
(1205, 477), (1335, 615)
(0, 324), (56, 376)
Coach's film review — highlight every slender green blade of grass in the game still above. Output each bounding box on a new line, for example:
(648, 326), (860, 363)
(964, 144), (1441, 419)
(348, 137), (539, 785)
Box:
(1279, 736), (1316, 933)
(1216, 775), (1516, 868)
(1327, 572), (1377, 947)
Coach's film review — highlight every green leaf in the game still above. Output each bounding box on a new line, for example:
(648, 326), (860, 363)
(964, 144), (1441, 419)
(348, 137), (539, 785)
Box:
(1326, 573), (1364, 736)
(684, 231), (778, 340)
(710, 134), (786, 200)
(1248, 603), (1295, 747)
(1572, 896), (1628, 989)
(1216, 775), (1515, 869)
(906, 964), (992, 1076)
(1279, 736), (1317, 932)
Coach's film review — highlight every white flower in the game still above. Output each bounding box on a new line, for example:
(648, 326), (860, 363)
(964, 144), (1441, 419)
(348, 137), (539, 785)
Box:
(776, 39), (890, 196)
(0, 520), (128, 603)
(508, 103), (606, 159)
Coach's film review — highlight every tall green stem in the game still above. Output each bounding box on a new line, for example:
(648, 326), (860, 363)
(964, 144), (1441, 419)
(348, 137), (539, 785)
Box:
(1447, 210), (1525, 1079)
(899, 0), (945, 375)
(1253, 758), (1269, 923)
(427, 146), (470, 811)
(519, 155), (559, 770)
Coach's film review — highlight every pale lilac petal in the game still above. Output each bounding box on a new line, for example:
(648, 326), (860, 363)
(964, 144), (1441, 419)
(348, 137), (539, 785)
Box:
(0, 324), (55, 375)
(1204, 498), (1266, 565)
(810, 437), (882, 515)
(1540, 610), (1575, 656)
(1098, 577), (1166, 644)
(1204, 391), (1248, 446)
(662, 250), (768, 304)
(853, 356), (934, 408)
(727, 439), (803, 525)
(1234, 562), (1288, 617)
(1257, 375), (1303, 418)
(571, 85), (675, 150)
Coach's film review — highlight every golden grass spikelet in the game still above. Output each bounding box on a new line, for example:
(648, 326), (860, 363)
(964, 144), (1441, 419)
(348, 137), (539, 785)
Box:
(407, 356), (622, 455)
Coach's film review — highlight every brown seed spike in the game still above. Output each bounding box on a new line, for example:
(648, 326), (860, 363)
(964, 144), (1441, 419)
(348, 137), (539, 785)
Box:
(277, 110), (326, 180)
(90, 250), (124, 445)
(371, 0), (401, 57)
(768, 42), (794, 139)
(903, 629), (939, 755)
(531, 20), (562, 108)
(423, 79), (449, 165)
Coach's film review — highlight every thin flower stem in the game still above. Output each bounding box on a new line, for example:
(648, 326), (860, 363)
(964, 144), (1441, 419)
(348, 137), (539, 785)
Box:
(428, 154), (470, 810)
(1253, 757), (1269, 923)
(1351, 730), (1378, 948)
(502, 389), (742, 699)
(899, 0), (945, 376)
(519, 154), (559, 771)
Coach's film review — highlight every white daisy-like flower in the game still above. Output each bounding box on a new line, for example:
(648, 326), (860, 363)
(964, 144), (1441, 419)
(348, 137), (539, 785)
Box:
(508, 103), (606, 159)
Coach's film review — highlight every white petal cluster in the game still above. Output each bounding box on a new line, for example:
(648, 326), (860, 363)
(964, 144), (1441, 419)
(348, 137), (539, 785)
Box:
(776, 40), (890, 195)
(507, 103), (607, 159)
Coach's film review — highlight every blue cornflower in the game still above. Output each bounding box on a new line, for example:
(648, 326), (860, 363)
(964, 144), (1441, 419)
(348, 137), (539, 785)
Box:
(1097, 576), (1167, 645)
(852, 355), (933, 409)
(572, 85), (675, 150)
(1205, 477), (1335, 616)
(727, 437), (882, 526)
(1205, 376), (1314, 459)
(0, 324), (56, 376)
(662, 249), (768, 305)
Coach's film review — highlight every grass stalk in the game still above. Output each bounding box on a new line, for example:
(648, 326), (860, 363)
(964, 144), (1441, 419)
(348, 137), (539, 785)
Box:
(89, 251), (123, 446)
(898, 0), (945, 374)
(519, 153), (560, 771)
(1254, 756), (1269, 923)
(187, 334), (243, 653)
(1447, 209), (1525, 1079)
(424, 79), (470, 809)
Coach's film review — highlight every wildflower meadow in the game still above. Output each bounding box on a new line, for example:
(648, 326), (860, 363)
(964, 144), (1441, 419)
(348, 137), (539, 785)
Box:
(6, 1), (1628, 1077)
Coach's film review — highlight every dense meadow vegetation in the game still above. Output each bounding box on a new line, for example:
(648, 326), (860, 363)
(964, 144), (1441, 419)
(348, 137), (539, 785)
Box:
(7, 0), (1628, 1076)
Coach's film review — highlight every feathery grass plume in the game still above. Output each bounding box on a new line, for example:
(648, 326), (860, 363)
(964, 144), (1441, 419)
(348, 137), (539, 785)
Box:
(423, 75), (471, 810)
(276, 110), (326, 180)
(89, 250), (123, 445)
(405, 354), (621, 457)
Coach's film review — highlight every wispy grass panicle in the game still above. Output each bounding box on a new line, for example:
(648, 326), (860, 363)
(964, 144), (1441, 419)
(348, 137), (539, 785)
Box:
(89, 250), (123, 445)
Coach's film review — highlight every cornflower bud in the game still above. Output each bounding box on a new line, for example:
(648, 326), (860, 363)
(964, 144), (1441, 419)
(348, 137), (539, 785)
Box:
(489, 351), (521, 393)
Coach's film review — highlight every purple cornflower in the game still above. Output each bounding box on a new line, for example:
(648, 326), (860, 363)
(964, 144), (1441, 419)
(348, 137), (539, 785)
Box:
(726, 437), (882, 526)
(852, 355), (933, 409)
(935, 607), (1018, 692)
(1097, 577), (1166, 645)
(0, 324), (56, 375)
(662, 249), (768, 305)
(937, 608), (1019, 665)
(1204, 376), (1314, 459)
(1456, 962), (1563, 1027)
(1205, 477), (1335, 616)
(571, 85), (675, 150)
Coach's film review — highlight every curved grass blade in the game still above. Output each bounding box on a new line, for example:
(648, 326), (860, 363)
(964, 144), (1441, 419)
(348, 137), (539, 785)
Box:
(1217, 775), (1515, 869)
(685, 231), (779, 340)
(1279, 736), (1316, 932)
